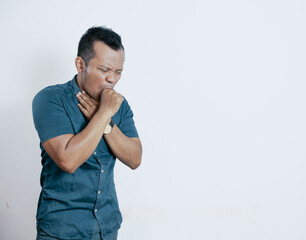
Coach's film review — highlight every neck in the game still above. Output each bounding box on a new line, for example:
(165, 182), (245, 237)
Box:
(76, 74), (85, 91)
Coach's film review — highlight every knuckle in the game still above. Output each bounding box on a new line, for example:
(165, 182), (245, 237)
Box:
(117, 97), (123, 103)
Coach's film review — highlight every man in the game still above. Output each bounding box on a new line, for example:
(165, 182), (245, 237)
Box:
(32, 26), (142, 240)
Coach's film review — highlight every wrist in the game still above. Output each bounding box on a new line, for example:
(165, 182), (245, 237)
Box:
(104, 119), (114, 135)
(96, 109), (112, 123)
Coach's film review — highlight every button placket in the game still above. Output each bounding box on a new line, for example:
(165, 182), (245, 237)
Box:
(97, 169), (103, 196)
(94, 166), (104, 213)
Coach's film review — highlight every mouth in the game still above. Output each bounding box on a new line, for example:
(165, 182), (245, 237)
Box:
(104, 83), (114, 89)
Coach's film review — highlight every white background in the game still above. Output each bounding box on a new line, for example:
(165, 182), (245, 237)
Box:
(1, 0), (306, 239)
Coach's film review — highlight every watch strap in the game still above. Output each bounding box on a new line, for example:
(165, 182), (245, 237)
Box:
(109, 119), (114, 127)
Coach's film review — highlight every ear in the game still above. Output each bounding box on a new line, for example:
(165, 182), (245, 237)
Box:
(75, 57), (86, 73)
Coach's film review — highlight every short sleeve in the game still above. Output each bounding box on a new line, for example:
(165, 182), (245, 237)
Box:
(32, 89), (74, 143)
(118, 98), (139, 138)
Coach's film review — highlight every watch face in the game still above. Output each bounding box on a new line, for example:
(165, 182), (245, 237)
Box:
(104, 124), (112, 134)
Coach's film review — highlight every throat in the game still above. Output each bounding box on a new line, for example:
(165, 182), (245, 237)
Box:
(76, 74), (85, 91)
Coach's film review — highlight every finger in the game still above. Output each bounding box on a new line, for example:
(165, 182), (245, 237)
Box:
(80, 91), (95, 107)
(76, 92), (91, 109)
(82, 91), (100, 107)
(102, 88), (114, 95)
(81, 91), (98, 105)
(81, 92), (97, 108)
(77, 103), (90, 118)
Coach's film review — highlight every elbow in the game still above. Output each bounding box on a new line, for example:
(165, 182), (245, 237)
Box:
(63, 166), (77, 174)
(57, 158), (77, 174)
(130, 156), (142, 170)
(128, 138), (143, 170)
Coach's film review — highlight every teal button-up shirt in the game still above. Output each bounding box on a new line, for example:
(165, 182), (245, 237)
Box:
(32, 75), (139, 240)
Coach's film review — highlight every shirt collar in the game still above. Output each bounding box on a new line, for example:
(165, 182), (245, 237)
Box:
(70, 74), (81, 96)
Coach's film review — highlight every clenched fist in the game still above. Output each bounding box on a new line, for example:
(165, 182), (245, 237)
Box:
(99, 89), (124, 118)
(76, 89), (123, 121)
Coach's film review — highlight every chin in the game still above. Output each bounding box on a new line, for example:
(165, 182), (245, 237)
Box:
(93, 91), (103, 101)
(92, 95), (100, 101)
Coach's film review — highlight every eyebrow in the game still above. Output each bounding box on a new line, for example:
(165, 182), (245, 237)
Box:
(98, 64), (123, 71)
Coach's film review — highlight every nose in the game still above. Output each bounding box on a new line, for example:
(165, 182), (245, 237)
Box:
(106, 72), (115, 84)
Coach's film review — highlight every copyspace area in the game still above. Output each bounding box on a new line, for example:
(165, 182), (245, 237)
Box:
(0, 0), (306, 239)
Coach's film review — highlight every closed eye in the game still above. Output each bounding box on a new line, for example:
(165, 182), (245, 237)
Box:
(98, 68), (108, 73)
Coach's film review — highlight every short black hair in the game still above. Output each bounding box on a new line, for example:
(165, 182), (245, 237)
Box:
(77, 26), (124, 66)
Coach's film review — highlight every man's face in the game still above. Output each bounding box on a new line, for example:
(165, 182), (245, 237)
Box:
(80, 41), (125, 100)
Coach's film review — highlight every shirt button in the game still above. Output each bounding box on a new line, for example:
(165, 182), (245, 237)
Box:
(94, 209), (97, 212)
(101, 169), (104, 173)
(94, 152), (97, 155)
(98, 190), (101, 194)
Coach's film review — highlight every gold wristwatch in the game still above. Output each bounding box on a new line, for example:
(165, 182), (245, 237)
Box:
(104, 119), (114, 135)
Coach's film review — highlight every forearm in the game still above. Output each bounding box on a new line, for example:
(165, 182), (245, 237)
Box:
(104, 125), (142, 169)
(62, 110), (110, 172)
